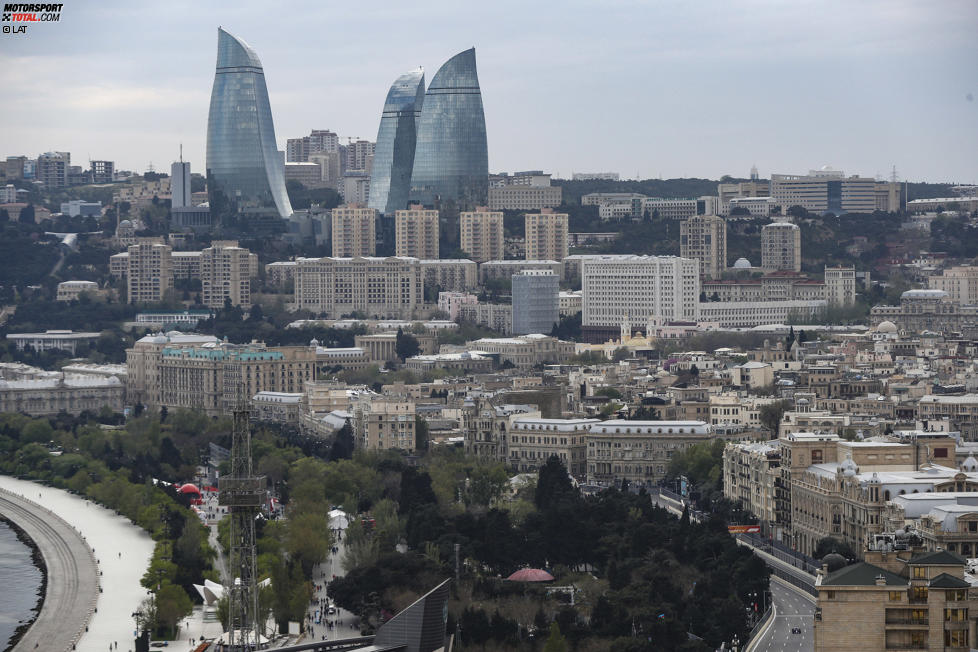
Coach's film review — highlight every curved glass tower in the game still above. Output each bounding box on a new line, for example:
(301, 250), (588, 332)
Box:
(206, 27), (293, 221)
(368, 68), (425, 215)
(409, 48), (488, 210)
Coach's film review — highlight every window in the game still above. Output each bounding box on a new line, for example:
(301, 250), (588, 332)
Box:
(912, 566), (927, 579)
(945, 630), (968, 647)
(888, 591), (903, 601)
(945, 608), (968, 622)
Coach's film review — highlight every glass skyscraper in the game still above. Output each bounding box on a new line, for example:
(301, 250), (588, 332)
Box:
(206, 27), (293, 222)
(368, 68), (425, 215)
(409, 48), (489, 210)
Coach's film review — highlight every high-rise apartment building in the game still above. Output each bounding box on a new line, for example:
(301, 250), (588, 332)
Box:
(127, 239), (173, 304)
(201, 241), (252, 309)
(459, 208), (504, 262)
(680, 214), (727, 279)
(171, 160), (191, 209)
(512, 270), (559, 335)
(410, 48), (488, 209)
(368, 68), (425, 215)
(36, 151), (70, 189)
(287, 130), (340, 162)
(761, 222), (802, 272)
(581, 255), (700, 329)
(206, 28), (293, 221)
(345, 140), (375, 173)
(525, 209), (568, 261)
(293, 256), (423, 318)
(395, 205), (439, 259)
(90, 160), (115, 184)
(330, 204), (377, 258)
(824, 266), (857, 306)
(770, 169), (876, 214)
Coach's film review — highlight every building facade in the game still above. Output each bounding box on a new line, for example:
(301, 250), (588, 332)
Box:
(368, 68), (425, 215)
(509, 417), (601, 479)
(761, 222), (802, 272)
(512, 270), (559, 335)
(460, 208), (504, 263)
(206, 28), (293, 222)
(331, 204), (377, 258)
(825, 266), (857, 306)
(395, 205), (440, 259)
(680, 214), (727, 279)
(127, 240), (173, 304)
(293, 256), (424, 319)
(487, 186), (562, 211)
(201, 241), (252, 309)
(525, 209), (568, 261)
(419, 259), (478, 292)
(581, 255), (700, 329)
(587, 420), (715, 488)
(410, 48), (488, 209)
(770, 170), (878, 215)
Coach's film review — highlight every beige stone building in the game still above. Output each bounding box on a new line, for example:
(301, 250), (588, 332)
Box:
(355, 396), (416, 452)
(156, 343), (317, 416)
(464, 334), (575, 368)
(56, 280), (100, 302)
(586, 420), (716, 489)
(814, 548), (977, 652)
(929, 266), (978, 306)
(0, 374), (124, 416)
(331, 204), (377, 258)
(723, 441), (781, 536)
(419, 259), (478, 292)
(462, 395), (540, 462)
(293, 256), (424, 319)
(509, 417), (600, 480)
(479, 259), (562, 283)
(487, 185), (561, 211)
(395, 205), (439, 259)
(825, 265), (857, 306)
(761, 222), (802, 272)
(201, 241), (252, 309)
(127, 239), (173, 304)
(460, 208), (504, 263)
(680, 214), (727, 279)
(125, 332), (219, 407)
(524, 209), (568, 262)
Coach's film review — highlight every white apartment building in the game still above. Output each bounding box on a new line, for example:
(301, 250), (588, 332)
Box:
(728, 196), (773, 217)
(331, 204), (377, 258)
(395, 205), (440, 259)
(769, 169), (879, 214)
(419, 259), (478, 291)
(201, 242), (252, 309)
(761, 222), (802, 272)
(487, 185), (561, 211)
(459, 208), (504, 263)
(825, 266), (857, 306)
(581, 255), (700, 328)
(680, 214), (727, 279)
(642, 196), (718, 220)
(293, 256), (423, 319)
(56, 280), (99, 302)
(698, 299), (827, 328)
(524, 209), (568, 261)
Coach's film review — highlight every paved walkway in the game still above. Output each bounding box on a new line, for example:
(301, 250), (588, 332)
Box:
(0, 476), (155, 652)
(1, 489), (98, 652)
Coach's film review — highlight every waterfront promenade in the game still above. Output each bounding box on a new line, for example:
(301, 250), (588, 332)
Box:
(0, 476), (154, 652)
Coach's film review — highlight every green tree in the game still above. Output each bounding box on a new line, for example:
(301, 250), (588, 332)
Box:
(543, 622), (569, 652)
(414, 415), (429, 453)
(759, 400), (791, 438)
(395, 328), (421, 360)
(155, 581), (193, 638)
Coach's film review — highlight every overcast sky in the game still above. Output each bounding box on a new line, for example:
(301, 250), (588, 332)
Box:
(2, 0), (976, 183)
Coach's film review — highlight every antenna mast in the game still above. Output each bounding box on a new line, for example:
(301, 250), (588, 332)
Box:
(218, 367), (264, 648)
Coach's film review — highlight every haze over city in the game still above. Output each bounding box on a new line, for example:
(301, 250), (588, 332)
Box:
(2, 0), (977, 181)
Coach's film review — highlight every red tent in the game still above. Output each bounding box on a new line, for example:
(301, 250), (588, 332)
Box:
(505, 568), (554, 582)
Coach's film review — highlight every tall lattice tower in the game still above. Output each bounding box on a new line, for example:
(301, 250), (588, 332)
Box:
(218, 368), (264, 647)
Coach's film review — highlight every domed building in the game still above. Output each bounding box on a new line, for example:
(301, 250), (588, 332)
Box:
(733, 257), (752, 270)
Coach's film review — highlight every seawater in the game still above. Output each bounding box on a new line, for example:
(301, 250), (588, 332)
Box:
(0, 521), (43, 651)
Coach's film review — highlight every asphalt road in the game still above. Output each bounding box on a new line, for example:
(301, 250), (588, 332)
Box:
(1, 490), (99, 652)
(751, 577), (814, 652)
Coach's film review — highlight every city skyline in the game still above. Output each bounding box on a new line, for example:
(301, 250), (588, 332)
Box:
(0, 0), (976, 183)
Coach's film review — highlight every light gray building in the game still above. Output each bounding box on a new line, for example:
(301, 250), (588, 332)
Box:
(512, 269), (559, 335)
